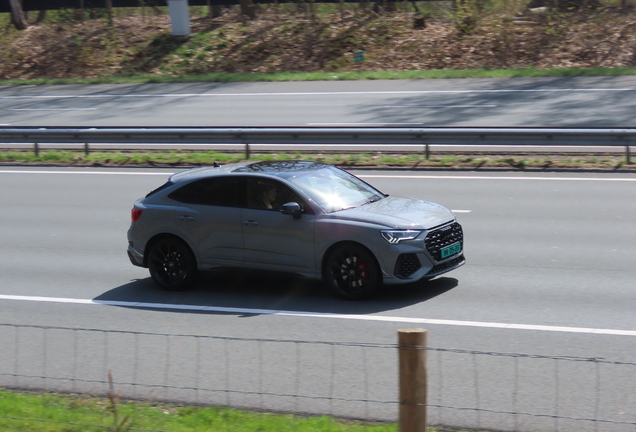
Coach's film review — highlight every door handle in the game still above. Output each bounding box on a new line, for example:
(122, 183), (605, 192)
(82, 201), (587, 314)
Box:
(179, 215), (195, 221)
(243, 220), (259, 227)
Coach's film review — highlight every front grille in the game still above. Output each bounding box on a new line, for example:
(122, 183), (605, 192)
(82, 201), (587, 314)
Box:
(425, 255), (466, 277)
(394, 253), (421, 279)
(425, 222), (464, 261)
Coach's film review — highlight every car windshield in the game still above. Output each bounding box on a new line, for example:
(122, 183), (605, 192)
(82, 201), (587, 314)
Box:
(288, 166), (385, 213)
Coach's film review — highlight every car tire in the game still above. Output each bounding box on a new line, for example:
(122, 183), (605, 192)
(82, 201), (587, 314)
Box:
(325, 243), (381, 300)
(147, 237), (198, 291)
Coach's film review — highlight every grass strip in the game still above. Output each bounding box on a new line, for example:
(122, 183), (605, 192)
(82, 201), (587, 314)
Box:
(0, 388), (485, 432)
(0, 388), (395, 432)
(1, 67), (636, 87)
(0, 149), (633, 170)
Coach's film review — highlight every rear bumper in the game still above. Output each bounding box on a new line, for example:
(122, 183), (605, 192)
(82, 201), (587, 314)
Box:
(127, 245), (146, 268)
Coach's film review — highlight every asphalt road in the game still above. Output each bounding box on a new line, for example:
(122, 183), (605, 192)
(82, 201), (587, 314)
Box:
(1, 167), (635, 431)
(2, 76), (636, 127)
(3, 76), (636, 156)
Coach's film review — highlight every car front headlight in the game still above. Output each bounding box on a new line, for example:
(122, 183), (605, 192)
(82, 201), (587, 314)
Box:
(381, 230), (422, 244)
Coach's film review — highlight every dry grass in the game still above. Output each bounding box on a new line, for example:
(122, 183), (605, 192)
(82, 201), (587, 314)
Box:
(1, 2), (636, 80)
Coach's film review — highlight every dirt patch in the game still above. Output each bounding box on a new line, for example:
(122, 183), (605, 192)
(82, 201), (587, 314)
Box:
(1, 5), (636, 80)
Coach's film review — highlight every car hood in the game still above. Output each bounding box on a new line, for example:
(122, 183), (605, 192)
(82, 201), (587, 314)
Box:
(332, 196), (455, 229)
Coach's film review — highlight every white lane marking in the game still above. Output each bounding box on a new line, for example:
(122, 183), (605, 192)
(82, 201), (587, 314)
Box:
(2, 88), (636, 99)
(9, 108), (98, 111)
(307, 123), (424, 126)
(1, 294), (635, 337)
(360, 175), (636, 182)
(0, 170), (635, 182)
(0, 170), (171, 175)
(0, 169), (471, 212)
(383, 105), (498, 108)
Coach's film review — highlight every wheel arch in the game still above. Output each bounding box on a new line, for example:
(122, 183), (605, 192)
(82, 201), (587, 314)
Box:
(143, 233), (195, 267)
(320, 240), (380, 280)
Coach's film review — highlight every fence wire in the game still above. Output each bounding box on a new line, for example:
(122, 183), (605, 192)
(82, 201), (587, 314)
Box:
(0, 323), (635, 432)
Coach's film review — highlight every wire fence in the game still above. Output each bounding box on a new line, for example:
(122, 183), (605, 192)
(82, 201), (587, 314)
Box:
(0, 323), (635, 432)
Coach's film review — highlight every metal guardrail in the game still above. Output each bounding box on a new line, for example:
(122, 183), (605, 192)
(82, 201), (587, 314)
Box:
(0, 126), (633, 163)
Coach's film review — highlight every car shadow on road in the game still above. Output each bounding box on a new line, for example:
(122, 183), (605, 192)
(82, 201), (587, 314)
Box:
(94, 270), (459, 315)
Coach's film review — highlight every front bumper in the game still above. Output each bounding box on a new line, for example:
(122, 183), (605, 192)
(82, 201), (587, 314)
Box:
(383, 221), (465, 284)
(424, 254), (466, 278)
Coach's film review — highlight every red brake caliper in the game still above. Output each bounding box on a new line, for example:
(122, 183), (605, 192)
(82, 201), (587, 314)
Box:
(359, 261), (368, 282)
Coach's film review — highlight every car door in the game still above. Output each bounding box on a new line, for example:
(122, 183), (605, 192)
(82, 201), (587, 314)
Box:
(169, 176), (244, 268)
(241, 177), (316, 274)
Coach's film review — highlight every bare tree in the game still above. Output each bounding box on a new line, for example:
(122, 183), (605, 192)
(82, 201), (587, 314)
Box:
(239, 0), (256, 19)
(9, 0), (28, 30)
(36, 10), (48, 24)
(76, 0), (86, 21)
(206, 0), (223, 18)
(105, 0), (114, 26)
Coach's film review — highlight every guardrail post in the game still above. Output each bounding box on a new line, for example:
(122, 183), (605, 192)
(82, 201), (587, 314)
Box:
(399, 329), (428, 432)
(84, 142), (90, 156)
(34, 142), (39, 157)
(425, 143), (430, 160)
(245, 142), (251, 160)
(627, 146), (631, 165)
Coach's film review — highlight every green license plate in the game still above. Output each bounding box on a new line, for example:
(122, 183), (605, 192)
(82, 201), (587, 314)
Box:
(440, 242), (462, 259)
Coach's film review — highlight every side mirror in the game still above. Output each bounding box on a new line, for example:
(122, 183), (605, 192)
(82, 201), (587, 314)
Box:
(280, 202), (302, 219)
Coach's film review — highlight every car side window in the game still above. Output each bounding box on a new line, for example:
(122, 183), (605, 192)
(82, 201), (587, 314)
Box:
(168, 177), (239, 207)
(246, 178), (311, 213)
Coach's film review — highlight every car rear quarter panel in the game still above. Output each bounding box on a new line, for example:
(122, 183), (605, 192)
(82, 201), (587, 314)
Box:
(128, 202), (183, 265)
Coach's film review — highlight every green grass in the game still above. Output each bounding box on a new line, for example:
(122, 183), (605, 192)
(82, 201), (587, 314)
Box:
(0, 388), (485, 432)
(0, 389), (399, 432)
(0, 149), (633, 169)
(2, 66), (636, 86)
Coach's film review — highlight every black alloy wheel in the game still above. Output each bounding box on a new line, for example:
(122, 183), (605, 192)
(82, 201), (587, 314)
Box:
(325, 243), (381, 300)
(148, 238), (198, 291)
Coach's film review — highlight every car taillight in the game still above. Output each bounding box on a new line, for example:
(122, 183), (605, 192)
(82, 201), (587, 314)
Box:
(131, 208), (143, 223)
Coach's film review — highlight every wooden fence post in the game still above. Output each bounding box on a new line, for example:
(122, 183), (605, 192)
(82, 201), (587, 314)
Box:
(399, 329), (428, 432)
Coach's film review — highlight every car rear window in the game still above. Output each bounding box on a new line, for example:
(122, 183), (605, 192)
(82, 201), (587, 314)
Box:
(145, 181), (174, 198)
(168, 177), (239, 207)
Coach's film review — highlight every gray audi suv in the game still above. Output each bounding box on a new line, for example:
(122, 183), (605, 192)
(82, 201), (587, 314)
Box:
(127, 160), (465, 299)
